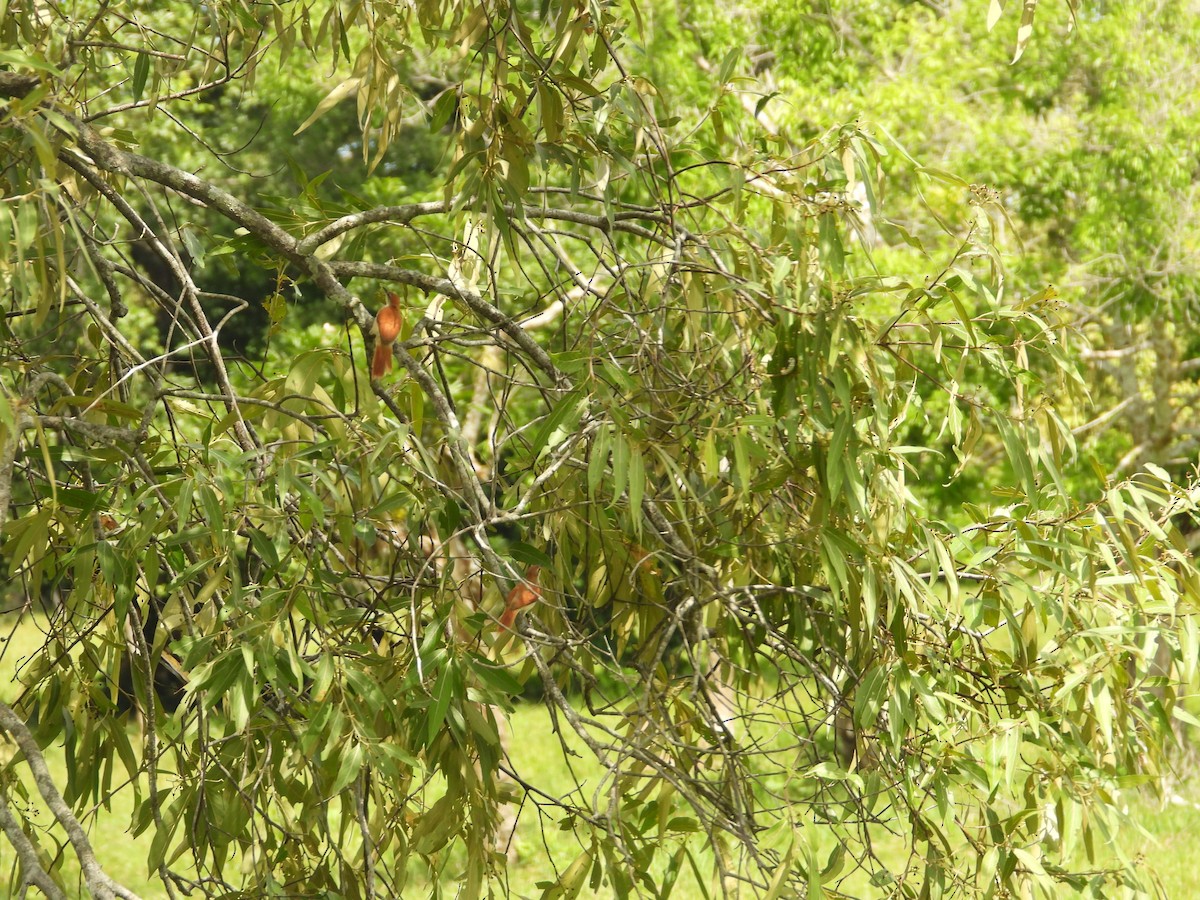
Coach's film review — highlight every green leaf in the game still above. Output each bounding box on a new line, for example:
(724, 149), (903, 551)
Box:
(716, 48), (741, 84)
(246, 526), (280, 571)
(430, 88), (458, 132)
(996, 417), (1037, 501)
(469, 658), (525, 695)
(131, 51), (150, 102)
(527, 391), (584, 461)
(541, 846), (593, 900)
(626, 443), (645, 530)
(0, 49), (60, 74)
(427, 663), (457, 745)
(826, 413), (851, 499)
(329, 741), (364, 795)
(510, 542), (553, 567)
(539, 82), (563, 142)
(611, 430), (629, 502)
(818, 213), (844, 276)
(853, 665), (888, 729)
(588, 425), (612, 495)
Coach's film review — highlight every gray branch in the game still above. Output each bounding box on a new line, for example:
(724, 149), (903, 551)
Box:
(0, 71), (39, 98)
(0, 702), (143, 900)
(296, 200), (668, 255)
(0, 790), (67, 900)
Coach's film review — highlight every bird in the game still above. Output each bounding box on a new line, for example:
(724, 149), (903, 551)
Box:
(116, 598), (187, 718)
(371, 291), (403, 377)
(500, 565), (542, 629)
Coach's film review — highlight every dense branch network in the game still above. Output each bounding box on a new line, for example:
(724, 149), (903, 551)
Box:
(3, 3), (1198, 898)
(2, 73), (785, 889)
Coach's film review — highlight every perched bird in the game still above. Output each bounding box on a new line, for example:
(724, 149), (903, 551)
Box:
(371, 291), (403, 377)
(500, 565), (543, 629)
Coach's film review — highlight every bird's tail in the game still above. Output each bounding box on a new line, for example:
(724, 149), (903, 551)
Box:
(371, 342), (393, 377)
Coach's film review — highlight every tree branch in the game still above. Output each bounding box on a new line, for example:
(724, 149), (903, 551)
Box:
(0, 71), (39, 99)
(330, 260), (565, 385)
(0, 790), (67, 900)
(0, 702), (144, 900)
(296, 201), (668, 255)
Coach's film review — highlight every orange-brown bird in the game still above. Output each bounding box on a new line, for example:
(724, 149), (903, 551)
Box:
(500, 565), (543, 629)
(371, 291), (403, 377)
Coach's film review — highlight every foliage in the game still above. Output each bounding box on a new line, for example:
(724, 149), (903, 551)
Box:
(0, 1), (1197, 899)
(670, 0), (1200, 487)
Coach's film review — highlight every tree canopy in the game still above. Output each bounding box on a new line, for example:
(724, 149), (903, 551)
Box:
(2, 1), (1198, 898)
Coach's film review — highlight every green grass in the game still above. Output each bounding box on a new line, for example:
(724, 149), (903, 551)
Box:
(1132, 784), (1200, 897)
(2, 612), (1200, 898)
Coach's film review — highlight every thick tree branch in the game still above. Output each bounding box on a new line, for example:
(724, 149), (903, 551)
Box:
(0, 792), (67, 900)
(60, 119), (583, 399)
(0, 703), (143, 900)
(64, 118), (376, 333)
(0, 71), (39, 98)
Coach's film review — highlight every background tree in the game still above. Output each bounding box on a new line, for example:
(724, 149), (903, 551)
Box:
(1, 1), (1197, 898)
(671, 0), (1200, 497)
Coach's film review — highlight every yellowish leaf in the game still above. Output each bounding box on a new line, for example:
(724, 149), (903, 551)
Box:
(294, 77), (361, 135)
(987, 0), (1005, 31)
